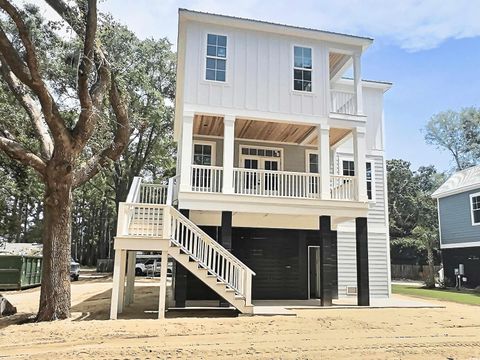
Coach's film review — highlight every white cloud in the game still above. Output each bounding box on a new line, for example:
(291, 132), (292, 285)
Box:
(21, 0), (480, 51)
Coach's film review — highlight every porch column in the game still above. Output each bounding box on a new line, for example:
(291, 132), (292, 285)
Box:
(179, 112), (194, 192)
(222, 115), (236, 194)
(220, 211), (233, 307)
(110, 248), (127, 319)
(353, 127), (367, 202)
(158, 249), (169, 319)
(356, 217), (370, 306)
(174, 209), (189, 307)
(319, 216), (335, 306)
(317, 124), (331, 200)
(353, 53), (363, 115)
(125, 251), (136, 306)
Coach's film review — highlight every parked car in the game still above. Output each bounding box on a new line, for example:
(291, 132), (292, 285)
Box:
(70, 259), (80, 281)
(135, 258), (172, 277)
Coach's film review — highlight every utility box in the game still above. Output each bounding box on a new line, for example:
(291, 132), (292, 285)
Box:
(0, 255), (42, 290)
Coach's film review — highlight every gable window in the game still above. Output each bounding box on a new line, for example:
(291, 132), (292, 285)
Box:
(206, 34), (227, 82)
(342, 160), (374, 200)
(293, 46), (312, 92)
(471, 193), (480, 225)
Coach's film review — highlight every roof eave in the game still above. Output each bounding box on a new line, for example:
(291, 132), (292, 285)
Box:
(179, 8), (373, 49)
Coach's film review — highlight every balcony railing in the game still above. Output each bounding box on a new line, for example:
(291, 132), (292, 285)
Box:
(330, 175), (357, 201)
(191, 165), (223, 193)
(331, 90), (356, 115)
(233, 168), (322, 199)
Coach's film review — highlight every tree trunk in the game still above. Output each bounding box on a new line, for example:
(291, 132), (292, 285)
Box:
(425, 246), (436, 289)
(37, 167), (73, 321)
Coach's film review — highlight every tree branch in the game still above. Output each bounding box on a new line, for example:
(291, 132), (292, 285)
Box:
(0, 135), (46, 177)
(0, 56), (53, 159)
(0, 1), (72, 151)
(72, 79), (130, 187)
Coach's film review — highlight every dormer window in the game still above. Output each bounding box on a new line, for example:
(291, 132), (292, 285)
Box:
(293, 46), (312, 92)
(206, 34), (227, 82)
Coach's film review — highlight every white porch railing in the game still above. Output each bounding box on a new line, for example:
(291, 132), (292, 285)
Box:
(233, 168), (322, 199)
(139, 183), (168, 204)
(191, 165), (223, 193)
(117, 203), (167, 237)
(170, 208), (254, 298)
(330, 175), (357, 201)
(331, 90), (356, 115)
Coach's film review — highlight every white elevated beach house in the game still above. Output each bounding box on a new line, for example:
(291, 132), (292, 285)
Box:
(110, 9), (392, 319)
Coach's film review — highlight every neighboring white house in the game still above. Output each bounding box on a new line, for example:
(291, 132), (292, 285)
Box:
(110, 9), (392, 319)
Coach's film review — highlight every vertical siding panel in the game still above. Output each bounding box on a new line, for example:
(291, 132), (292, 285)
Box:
(245, 33), (257, 110)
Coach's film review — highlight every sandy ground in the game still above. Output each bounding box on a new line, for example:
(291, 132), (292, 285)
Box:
(1, 276), (480, 360)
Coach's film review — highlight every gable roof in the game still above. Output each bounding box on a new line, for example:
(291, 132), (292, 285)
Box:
(178, 9), (373, 49)
(432, 165), (480, 199)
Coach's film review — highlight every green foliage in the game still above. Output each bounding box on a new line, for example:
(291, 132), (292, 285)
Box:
(424, 108), (480, 170)
(0, 7), (176, 265)
(392, 285), (480, 306)
(387, 159), (446, 266)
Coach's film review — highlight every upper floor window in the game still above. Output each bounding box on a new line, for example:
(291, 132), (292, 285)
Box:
(206, 34), (227, 82)
(342, 160), (374, 200)
(293, 46), (312, 92)
(471, 193), (480, 225)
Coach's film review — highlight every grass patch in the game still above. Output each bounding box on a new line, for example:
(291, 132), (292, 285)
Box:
(392, 284), (480, 306)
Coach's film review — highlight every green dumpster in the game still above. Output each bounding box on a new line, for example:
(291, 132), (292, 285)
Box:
(0, 255), (43, 290)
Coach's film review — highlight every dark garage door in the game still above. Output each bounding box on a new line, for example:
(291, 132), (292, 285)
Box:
(233, 228), (305, 300)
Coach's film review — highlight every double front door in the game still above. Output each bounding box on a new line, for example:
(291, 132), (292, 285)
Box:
(242, 157), (280, 193)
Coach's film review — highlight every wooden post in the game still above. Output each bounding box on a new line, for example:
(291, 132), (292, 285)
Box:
(179, 112), (194, 192)
(158, 250), (169, 319)
(353, 53), (363, 115)
(110, 248), (127, 319)
(353, 126), (367, 202)
(319, 216), (335, 306)
(125, 251), (136, 306)
(356, 217), (370, 306)
(222, 115), (235, 194)
(317, 124), (330, 200)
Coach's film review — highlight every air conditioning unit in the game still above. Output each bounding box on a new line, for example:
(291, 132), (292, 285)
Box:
(346, 286), (357, 295)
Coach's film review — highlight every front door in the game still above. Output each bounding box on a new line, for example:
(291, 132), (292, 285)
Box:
(308, 246), (321, 299)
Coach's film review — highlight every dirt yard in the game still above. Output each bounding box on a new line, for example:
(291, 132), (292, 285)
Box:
(1, 277), (480, 359)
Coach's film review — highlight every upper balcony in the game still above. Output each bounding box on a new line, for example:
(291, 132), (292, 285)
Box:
(176, 114), (370, 218)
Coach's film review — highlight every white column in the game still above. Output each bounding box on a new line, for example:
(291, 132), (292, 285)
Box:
(353, 53), (363, 115)
(353, 126), (367, 202)
(317, 124), (330, 200)
(158, 250), (169, 319)
(110, 248), (127, 319)
(125, 251), (136, 306)
(179, 112), (194, 192)
(222, 115), (236, 194)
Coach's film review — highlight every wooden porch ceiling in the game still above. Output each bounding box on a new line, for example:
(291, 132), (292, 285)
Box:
(329, 52), (350, 79)
(193, 115), (351, 146)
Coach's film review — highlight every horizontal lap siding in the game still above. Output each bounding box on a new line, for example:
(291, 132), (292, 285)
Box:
(337, 230), (389, 298)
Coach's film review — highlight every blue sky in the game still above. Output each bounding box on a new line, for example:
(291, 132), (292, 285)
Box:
(30, 0), (480, 172)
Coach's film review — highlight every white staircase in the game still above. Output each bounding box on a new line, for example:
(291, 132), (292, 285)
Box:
(116, 177), (255, 314)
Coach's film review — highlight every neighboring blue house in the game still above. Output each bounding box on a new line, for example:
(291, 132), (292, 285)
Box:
(432, 165), (480, 288)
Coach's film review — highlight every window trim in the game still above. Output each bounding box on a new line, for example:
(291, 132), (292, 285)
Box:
(338, 157), (376, 202)
(204, 32), (228, 83)
(238, 144), (284, 170)
(292, 44), (313, 93)
(192, 140), (216, 166)
(305, 149), (319, 173)
(470, 192), (480, 226)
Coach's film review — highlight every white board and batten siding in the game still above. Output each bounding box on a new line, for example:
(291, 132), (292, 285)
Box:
(182, 20), (334, 121)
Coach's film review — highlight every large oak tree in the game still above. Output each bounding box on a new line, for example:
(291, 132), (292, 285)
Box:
(0, 0), (129, 321)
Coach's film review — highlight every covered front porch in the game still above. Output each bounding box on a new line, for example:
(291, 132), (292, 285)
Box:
(178, 114), (368, 203)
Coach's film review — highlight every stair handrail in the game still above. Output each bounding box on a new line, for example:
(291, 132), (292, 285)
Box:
(126, 176), (143, 203)
(169, 207), (256, 276)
